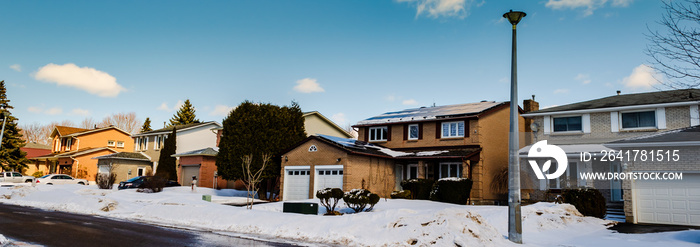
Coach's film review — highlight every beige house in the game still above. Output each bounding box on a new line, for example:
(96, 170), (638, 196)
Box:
(303, 111), (353, 138)
(280, 101), (525, 203)
(93, 152), (153, 182)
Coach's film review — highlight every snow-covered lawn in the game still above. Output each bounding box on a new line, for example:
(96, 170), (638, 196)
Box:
(0, 184), (698, 246)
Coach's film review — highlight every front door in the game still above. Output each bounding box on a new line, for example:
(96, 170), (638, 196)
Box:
(407, 164), (418, 180)
(610, 162), (623, 201)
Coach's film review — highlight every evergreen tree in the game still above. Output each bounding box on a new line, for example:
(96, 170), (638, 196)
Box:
(0, 81), (29, 172)
(216, 101), (306, 199)
(141, 117), (153, 133)
(155, 128), (177, 181)
(169, 99), (200, 126)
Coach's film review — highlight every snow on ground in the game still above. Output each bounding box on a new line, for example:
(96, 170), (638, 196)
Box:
(0, 184), (698, 246)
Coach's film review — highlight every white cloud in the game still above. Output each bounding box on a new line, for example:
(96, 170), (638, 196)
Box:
(385, 95), (396, 102)
(331, 113), (348, 126)
(157, 100), (184, 112)
(33, 63), (126, 97)
(553, 89), (570, 94)
(9, 64), (21, 72)
(398, 0), (472, 19)
(28, 106), (42, 113)
(402, 99), (419, 105)
(210, 105), (235, 116)
(575, 73), (591, 84)
(71, 108), (90, 116)
(293, 78), (325, 93)
(545, 0), (631, 16)
(611, 0), (633, 7)
(45, 107), (63, 115)
(622, 64), (661, 90)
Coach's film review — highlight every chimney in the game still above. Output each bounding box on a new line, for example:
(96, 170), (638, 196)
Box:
(616, 90), (621, 95)
(523, 95), (539, 113)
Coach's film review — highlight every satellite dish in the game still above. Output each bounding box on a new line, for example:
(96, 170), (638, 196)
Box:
(530, 122), (539, 132)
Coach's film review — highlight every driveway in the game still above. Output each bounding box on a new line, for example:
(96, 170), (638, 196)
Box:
(0, 203), (299, 247)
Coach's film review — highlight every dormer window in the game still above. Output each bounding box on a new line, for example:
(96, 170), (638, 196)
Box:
(553, 116), (582, 132)
(369, 127), (388, 142)
(621, 111), (656, 129)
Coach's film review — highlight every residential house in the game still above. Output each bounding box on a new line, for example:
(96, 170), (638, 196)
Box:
(605, 126), (700, 226)
(280, 101), (524, 203)
(129, 121), (221, 184)
(303, 111), (353, 138)
(21, 142), (51, 176)
(31, 125), (134, 181)
(187, 111), (351, 190)
(93, 152), (153, 182)
(519, 89), (700, 216)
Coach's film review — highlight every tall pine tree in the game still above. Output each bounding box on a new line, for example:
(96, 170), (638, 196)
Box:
(155, 128), (177, 181)
(0, 81), (29, 172)
(216, 101), (306, 200)
(169, 99), (200, 126)
(141, 117), (153, 133)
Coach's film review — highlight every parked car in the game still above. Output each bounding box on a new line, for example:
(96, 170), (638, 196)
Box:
(118, 176), (180, 190)
(35, 174), (88, 185)
(0, 172), (35, 183)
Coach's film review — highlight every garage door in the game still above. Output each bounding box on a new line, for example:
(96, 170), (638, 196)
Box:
(635, 173), (700, 226)
(284, 168), (310, 201)
(314, 166), (344, 198)
(181, 165), (200, 186)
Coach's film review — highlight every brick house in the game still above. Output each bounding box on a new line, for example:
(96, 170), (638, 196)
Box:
(605, 126), (700, 226)
(93, 152), (153, 182)
(519, 89), (700, 219)
(31, 125), (133, 181)
(21, 142), (51, 176)
(280, 101), (524, 203)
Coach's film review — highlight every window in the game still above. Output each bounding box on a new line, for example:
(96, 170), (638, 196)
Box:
(621, 111), (656, 129)
(107, 140), (116, 147)
(408, 124), (419, 140)
(134, 138), (139, 151)
(154, 136), (160, 149)
(308, 145), (317, 152)
(98, 165), (110, 174)
(441, 121), (465, 138)
(439, 163), (462, 179)
(553, 116), (582, 132)
(117, 141), (125, 148)
(369, 126), (388, 142)
(65, 138), (72, 151)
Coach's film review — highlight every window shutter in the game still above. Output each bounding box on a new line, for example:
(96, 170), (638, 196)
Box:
(418, 123), (423, 140)
(610, 112), (619, 133)
(363, 127), (369, 141)
(403, 124), (408, 141)
(465, 121), (470, 137)
(582, 114), (591, 133)
(387, 126), (392, 141)
(656, 107), (667, 129)
(543, 116), (551, 134)
(435, 122), (441, 139)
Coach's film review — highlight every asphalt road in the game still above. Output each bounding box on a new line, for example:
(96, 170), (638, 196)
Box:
(0, 203), (299, 247)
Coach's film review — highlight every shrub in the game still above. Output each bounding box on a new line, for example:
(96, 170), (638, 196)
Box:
(95, 173), (117, 190)
(137, 176), (167, 193)
(31, 171), (44, 178)
(390, 190), (412, 199)
(429, 178), (473, 205)
(400, 179), (434, 200)
(343, 189), (380, 213)
(316, 188), (344, 214)
(561, 188), (606, 218)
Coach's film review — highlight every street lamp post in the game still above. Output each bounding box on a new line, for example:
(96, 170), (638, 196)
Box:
(503, 9), (526, 244)
(0, 111), (7, 151)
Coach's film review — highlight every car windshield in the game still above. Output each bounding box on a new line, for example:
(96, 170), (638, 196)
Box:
(40, 175), (51, 178)
(125, 176), (142, 182)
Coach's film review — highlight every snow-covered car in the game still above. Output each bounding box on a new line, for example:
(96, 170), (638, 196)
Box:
(0, 172), (35, 183)
(35, 174), (88, 185)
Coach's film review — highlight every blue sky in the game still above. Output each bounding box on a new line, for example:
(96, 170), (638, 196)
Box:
(1, 0), (666, 130)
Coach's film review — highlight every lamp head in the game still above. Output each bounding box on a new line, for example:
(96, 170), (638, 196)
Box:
(503, 10), (526, 26)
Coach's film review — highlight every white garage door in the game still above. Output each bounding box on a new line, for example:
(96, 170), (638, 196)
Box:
(284, 168), (310, 201)
(314, 166), (344, 198)
(635, 173), (700, 226)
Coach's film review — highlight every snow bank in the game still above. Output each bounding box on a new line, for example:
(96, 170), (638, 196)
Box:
(1, 185), (698, 246)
